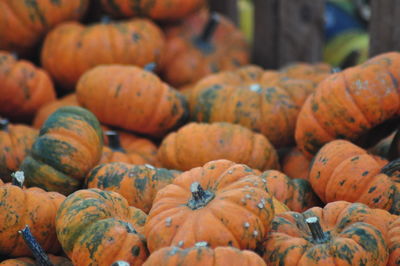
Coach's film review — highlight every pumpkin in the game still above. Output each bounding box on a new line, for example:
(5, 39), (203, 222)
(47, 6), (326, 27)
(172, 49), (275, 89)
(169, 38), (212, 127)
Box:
(309, 139), (400, 214)
(388, 216), (400, 266)
(145, 159), (275, 252)
(56, 188), (148, 265)
(0, 255), (72, 266)
(279, 62), (332, 84)
(0, 0), (89, 55)
(76, 65), (188, 137)
(20, 106), (103, 195)
(86, 162), (180, 213)
(32, 94), (78, 129)
(143, 242), (266, 266)
(100, 0), (205, 20)
(280, 147), (310, 180)
(0, 171), (65, 257)
(0, 119), (37, 182)
(259, 170), (322, 212)
(99, 131), (159, 166)
(0, 51), (56, 121)
(158, 122), (279, 171)
(295, 52), (400, 158)
(263, 201), (389, 266)
(272, 197), (290, 214)
(160, 10), (249, 87)
(41, 18), (165, 90)
(187, 65), (303, 147)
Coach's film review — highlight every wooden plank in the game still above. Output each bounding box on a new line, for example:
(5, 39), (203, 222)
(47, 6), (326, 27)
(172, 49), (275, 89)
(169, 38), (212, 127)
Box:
(369, 0), (400, 56)
(208, 0), (239, 25)
(278, 0), (325, 67)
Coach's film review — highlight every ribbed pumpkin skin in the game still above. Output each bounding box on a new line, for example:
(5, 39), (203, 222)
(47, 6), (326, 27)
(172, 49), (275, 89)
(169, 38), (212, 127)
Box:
(0, 0), (89, 55)
(158, 122), (279, 171)
(0, 182), (65, 257)
(143, 245), (266, 266)
(279, 62), (332, 84)
(263, 201), (389, 266)
(0, 255), (72, 266)
(309, 140), (400, 213)
(100, 0), (205, 20)
(295, 52), (400, 158)
(86, 162), (180, 213)
(32, 94), (78, 129)
(76, 65), (188, 137)
(187, 66), (300, 147)
(20, 106), (103, 195)
(388, 216), (400, 266)
(272, 197), (290, 214)
(260, 170), (321, 212)
(161, 10), (249, 87)
(145, 160), (275, 252)
(0, 123), (37, 182)
(281, 147), (310, 180)
(56, 189), (148, 266)
(41, 19), (165, 90)
(0, 51), (56, 121)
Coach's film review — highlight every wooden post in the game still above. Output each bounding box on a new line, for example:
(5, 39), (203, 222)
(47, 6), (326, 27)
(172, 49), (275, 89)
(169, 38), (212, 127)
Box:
(208, 0), (239, 25)
(252, 0), (325, 69)
(369, 0), (400, 57)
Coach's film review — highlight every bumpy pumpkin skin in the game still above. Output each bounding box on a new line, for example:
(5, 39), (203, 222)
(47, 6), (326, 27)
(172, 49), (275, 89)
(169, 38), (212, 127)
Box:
(41, 19), (165, 90)
(263, 201), (389, 266)
(280, 147), (310, 180)
(0, 121), (37, 182)
(20, 106), (103, 195)
(0, 255), (72, 266)
(187, 65), (301, 147)
(388, 216), (400, 266)
(309, 140), (400, 213)
(143, 244), (266, 266)
(158, 122), (279, 171)
(295, 52), (400, 158)
(56, 189), (148, 266)
(77, 65), (188, 137)
(100, 0), (205, 20)
(260, 170), (322, 212)
(86, 162), (180, 213)
(0, 51), (56, 121)
(161, 9), (249, 87)
(0, 181), (66, 257)
(145, 159), (275, 252)
(32, 94), (78, 129)
(0, 0), (89, 55)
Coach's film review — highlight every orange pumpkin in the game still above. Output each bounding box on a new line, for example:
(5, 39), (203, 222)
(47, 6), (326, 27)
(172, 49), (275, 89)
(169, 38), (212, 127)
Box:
(158, 122), (279, 171)
(0, 51), (56, 121)
(145, 159), (275, 252)
(0, 255), (72, 266)
(77, 65), (188, 137)
(161, 10), (249, 87)
(0, 0), (89, 55)
(41, 18), (165, 90)
(281, 147), (311, 179)
(388, 216), (400, 266)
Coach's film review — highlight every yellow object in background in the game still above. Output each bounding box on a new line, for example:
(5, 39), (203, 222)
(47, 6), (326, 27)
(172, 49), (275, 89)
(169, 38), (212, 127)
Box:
(238, 0), (254, 43)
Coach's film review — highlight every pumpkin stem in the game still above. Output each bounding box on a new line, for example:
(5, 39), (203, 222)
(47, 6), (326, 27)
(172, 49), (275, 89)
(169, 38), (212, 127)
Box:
(306, 217), (329, 243)
(381, 158), (400, 176)
(11, 171), (24, 188)
(105, 131), (125, 152)
(388, 129), (400, 161)
(187, 182), (215, 210)
(144, 62), (157, 72)
(111, 261), (130, 266)
(19, 225), (54, 266)
(0, 118), (9, 131)
(199, 12), (220, 43)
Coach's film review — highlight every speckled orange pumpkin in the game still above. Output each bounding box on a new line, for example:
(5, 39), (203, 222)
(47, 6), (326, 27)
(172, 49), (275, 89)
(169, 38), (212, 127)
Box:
(0, 255), (72, 266)
(280, 147), (311, 180)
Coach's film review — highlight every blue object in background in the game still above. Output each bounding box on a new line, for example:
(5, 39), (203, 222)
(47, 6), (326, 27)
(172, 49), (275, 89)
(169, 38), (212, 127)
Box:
(325, 2), (365, 41)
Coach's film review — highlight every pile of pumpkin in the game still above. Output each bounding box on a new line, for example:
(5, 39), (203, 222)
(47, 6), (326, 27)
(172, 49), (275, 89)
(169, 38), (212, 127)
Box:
(1, 0), (400, 265)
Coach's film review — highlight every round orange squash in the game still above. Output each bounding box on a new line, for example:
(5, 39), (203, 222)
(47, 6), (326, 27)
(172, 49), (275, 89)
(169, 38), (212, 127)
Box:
(280, 147), (311, 180)
(388, 216), (400, 266)
(0, 51), (56, 121)
(41, 18), (165, 90)
(145, 159), (275, 252)
(76, 65), (188, 137)
(158, 122), (279, 171)
(0, 255), (72, 266)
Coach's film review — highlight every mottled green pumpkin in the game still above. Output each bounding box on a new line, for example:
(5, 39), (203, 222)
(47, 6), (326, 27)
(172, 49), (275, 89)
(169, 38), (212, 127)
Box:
(56, 189), (148, 265)
(20, 106), (103, 195)
(86, 162), (181, 213)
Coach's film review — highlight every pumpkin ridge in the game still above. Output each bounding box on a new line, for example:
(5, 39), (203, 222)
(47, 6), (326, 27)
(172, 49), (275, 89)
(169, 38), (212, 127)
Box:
(7, 187), (27, 255)
(208, 206), (241, 247)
